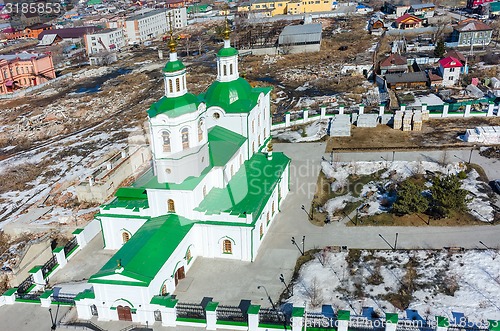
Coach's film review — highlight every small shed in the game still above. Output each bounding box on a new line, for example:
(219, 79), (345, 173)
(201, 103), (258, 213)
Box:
(278, 23), (322, 54)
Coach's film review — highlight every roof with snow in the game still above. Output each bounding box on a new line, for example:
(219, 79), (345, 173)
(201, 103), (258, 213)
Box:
(439, 57), (463, 68)
(0, 52), (48, 62)
(455, 19), (492, 32)
(410, 3), (435, 9)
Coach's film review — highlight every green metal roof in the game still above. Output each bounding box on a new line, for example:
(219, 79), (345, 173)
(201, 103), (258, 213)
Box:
(217, 47), (238, 57)
(163, 60), (186, 73)
(131, 126), (245, 191)
(385, 313), (398, 324)
(204, 78), (261, 113)
(89, 214), (195, 286)
(208, 126), (246, 166)
(337, 310), (350, 321)
(148, 93), (200, 118)
(195, 152), (290, 221)
(150, 296), (178, 307)
(74, 289), (95, 301)
(187, 4), (210, 14)
(491, 1), (500, 12)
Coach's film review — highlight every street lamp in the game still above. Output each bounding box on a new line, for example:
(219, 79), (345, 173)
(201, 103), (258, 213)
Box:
(468, 145), (476, 164)
(291, 236), (305, 256)
(301, 204), (313, 221)
(279, 273), (293, 297)
(479, 241), (496, 260)
(257, 285), (276, 310)
(378, 233), (398, 250)
(49, 308), (56, 330)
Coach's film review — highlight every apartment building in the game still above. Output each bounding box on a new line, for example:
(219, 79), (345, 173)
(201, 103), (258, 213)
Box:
(124, 8), (187, 44)
(84, 28), (125, 55)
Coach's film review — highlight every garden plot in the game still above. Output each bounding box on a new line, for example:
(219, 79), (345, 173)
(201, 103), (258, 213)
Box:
(288, 249), (500, 320)
(320, 160), (495, 223)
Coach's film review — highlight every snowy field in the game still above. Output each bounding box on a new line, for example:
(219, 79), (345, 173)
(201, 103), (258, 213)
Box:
(321, 160), (496, 223)
(273, 120), (328, 142)
(288, 248), (500, 320)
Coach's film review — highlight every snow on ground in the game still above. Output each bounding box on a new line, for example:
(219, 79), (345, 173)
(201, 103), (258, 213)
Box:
(321, 160), (494, 221)
(73, 66), (112, 79)
(273, 120), (327, 142)
(408, 93), (444, 107)
(289, 249), (500, 320)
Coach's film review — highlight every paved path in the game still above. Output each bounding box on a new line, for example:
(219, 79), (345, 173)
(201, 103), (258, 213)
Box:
(174, 142), (500, 306)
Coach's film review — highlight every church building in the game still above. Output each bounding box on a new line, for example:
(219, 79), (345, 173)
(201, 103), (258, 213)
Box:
(74, 25), (290, 324)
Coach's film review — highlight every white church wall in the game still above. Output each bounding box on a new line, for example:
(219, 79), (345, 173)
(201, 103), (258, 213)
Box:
(93, 283), (149, 322)
(195, 223), (252, 261)
(100, 217), (147, 249)
(205, 107), (247, 138)
(147, 229), (199, 297)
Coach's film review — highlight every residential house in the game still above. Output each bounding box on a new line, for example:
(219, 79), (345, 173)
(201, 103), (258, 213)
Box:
(467, 0), (495, 9)
(385, 71), (428, 89)
(4, 24), (52, 40)
(395, 14), (423, 29)
(20, 12), (41, 27)
(369, 18), (386, 35)
(380, 53), (408, 75)
(383, 1), (411, 17)
(0, 52), (56, 94)
(84, 28), (125, 55)
(38, 26), (100, 45)
(438, 56), (463, 86)
(445, 49), (468, 73)
(451, 19), (493, 46)
(407, 3), (435, 18)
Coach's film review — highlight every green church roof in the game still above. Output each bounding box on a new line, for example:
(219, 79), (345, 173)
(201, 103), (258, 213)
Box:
(217, 47), (238, 57)
(204, 77), (260, 113)
(163, 60), (185, 73)
(195, 152), (290, 221)
(89, 214), (196, 286)
(148, 93), (200, 118)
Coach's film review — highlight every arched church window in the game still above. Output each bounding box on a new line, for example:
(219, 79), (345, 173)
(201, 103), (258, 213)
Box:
(267, 211), (270, 225)
(168, 79), (173, 93)
(223, 240), (232, 254)
(272, 201), (275, 215)
(186, 248), (192, 262)
(239, 154), (243, 166)
(223, 65), (227, 76)
(252, 119), (255, 133)
(258, 114), (260, 127)
(162, 131), (171, 152)
(182, 76), (185, 90)
(230, 165), (234, 176)
(252, 142), (255, 154)
(198, 120), (203, 142)
(260, 224), (263, 238)
(168, 199), (175, 213)
(258, 135), (261, 145)
(122, 232), (130, 243)
(203, 185), (207, 197)
(181, 128), (189, 149)
(230, 63), (233, 75)
(176, 78), (180, 92)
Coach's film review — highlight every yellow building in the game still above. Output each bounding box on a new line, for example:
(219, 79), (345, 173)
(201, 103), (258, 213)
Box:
(238, 0), (333, 16)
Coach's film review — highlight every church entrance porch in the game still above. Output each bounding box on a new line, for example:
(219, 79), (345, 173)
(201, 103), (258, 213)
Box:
(174, 266), (185, 286)
(117, 306), (132, 321)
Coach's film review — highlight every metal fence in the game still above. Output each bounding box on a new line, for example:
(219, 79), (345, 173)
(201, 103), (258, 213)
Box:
(259, 308), (287, 325)
(15, 291), (41, 301)
(42, 254), (58, 278)
(17, 274), (34, 294)
(52, 292), (76, 305)
(216, 305), (247, 323)
(176, 302), (206, 320)
(64, 237), (78, 256)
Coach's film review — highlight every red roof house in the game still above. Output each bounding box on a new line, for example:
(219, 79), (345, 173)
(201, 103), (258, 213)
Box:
(438, 57), (463, 69)
(395, 14), (423, 29)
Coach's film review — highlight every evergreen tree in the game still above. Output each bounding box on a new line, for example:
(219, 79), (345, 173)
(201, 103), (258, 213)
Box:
(434, 40), (446, 58)
(392, 180), (429, 215)
(429, 175), (469, 218)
